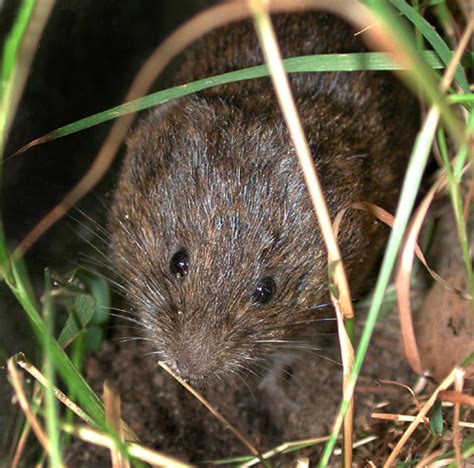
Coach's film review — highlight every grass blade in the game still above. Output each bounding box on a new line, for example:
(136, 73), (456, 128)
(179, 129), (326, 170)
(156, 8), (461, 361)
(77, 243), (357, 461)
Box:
(11, 50), (473, 155)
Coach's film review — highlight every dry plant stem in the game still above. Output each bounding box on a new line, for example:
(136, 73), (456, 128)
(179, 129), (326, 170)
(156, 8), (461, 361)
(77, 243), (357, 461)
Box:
(396, 19), (473, 376)
(336, 201), (471, 299)
(2, 0), (55, 144)
(240, 435), (336, 467)
(453, 371), (465, 467)
(396, 133), (441, 375)
(104, 382), (130, 468)
(246, 11), (357, 461)
(250, 0), (354, 318)
(14, 353), (95, 427)
(6, 357), (50, 457)
(12, 424), (31, 468)
(240, 436), (335, 467)
(333, 435), (379, 456)
(14, 353), (138, 442)
(63, 425), (192, 468)
(334, 304), (354, 466)
(383, 367), (462, 467)
(250, 1), (355, 464)
(371, 413), (429, 423)
(378, 379), (429, 425)
(296, 458), (310, 468)
(11, 383), (43, 468)
(458, 422), (474, 429)
(396, 161), (471, 373)
(415, 449), (448, 468)
(158, 362), (267, 466)
(439, 390), (474, 407)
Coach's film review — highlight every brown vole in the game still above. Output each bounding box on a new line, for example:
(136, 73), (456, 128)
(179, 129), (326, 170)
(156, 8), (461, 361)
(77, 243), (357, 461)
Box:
(108, 12), (418, 384)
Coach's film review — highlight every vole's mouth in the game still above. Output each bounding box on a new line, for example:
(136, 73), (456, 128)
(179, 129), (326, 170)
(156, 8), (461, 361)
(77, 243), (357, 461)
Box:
(154, 337), (225, 385)
(173, 351), (218, 384)
(159, 357), (219, 388)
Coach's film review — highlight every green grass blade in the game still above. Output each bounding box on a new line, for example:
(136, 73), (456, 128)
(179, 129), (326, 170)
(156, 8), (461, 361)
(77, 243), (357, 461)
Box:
(319, 108), (440, 466)
(0, 0), (106, 437)
(11, 50), (473, 153)
(390, 0), (470, 92)
(43, 273), (63, 467)
(9, 264), (105, 426)
(0, 0), (36, 160)
(437, 125), (474, 299)
(364, 1), (464, 143)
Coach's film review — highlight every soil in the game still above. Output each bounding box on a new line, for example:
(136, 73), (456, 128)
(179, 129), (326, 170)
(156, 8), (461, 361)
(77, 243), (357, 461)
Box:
(65, 310), (418, 466)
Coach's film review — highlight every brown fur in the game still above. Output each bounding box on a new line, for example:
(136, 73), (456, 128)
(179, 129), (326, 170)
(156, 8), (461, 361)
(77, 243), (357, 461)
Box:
(108, 12), (418, 383)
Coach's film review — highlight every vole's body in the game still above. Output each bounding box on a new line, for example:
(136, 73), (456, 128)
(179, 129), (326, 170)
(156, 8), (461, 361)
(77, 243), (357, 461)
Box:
(109, 12), (418, 383)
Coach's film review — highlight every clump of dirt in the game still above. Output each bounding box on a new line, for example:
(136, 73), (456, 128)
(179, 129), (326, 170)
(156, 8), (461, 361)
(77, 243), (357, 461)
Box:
(414, 204), (474, 382)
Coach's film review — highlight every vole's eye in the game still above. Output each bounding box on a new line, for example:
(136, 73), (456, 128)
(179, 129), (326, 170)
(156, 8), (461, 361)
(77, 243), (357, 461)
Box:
(170, 249), (190, 278)
(252, 276), (276, 305)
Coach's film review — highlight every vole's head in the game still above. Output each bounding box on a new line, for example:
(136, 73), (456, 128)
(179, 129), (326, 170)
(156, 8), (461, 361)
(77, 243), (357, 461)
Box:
(109, 96), (331, 384)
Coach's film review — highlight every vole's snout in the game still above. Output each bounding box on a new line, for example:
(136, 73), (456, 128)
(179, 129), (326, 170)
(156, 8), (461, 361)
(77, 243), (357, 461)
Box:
(172, 338), (220, 383)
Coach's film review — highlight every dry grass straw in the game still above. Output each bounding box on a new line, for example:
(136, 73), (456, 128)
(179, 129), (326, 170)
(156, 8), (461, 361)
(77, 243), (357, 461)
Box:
(103, 382), (129, 468)
(61, 424), (192, 468)
(248, 0), (356, 462)
(10, 354), (191, 467)
(13, 353), (100, 430)
(384, 367), (466, 467)
(7, 357), (50, 456)
(158, 361), (269, 466)
(238, 435), (334, 467)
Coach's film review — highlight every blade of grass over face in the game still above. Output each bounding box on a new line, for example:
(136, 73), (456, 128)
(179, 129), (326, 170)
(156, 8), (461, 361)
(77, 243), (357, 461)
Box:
(250, 2), (371, 466)
(159, 362), (269, 467)
(10, 50), (474, 156)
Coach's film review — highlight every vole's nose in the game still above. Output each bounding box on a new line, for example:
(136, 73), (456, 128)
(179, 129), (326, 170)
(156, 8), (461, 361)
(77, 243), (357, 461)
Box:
(174, 341), (215, 383)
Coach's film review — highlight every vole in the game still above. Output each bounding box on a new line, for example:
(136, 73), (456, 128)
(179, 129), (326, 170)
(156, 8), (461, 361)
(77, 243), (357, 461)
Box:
(108, 12), (418, 384)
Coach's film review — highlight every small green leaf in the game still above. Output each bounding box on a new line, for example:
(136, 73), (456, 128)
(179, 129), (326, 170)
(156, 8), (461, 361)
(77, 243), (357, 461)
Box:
(430, 401), (444, 436)
(57, 292), (96, 349)
(76, 270), (110, 325)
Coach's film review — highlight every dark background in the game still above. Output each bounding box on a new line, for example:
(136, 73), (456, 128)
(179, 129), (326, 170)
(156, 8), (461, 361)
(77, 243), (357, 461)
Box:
(0, 0), (212, 451)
